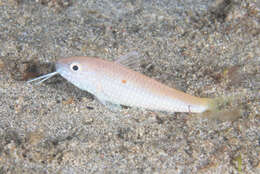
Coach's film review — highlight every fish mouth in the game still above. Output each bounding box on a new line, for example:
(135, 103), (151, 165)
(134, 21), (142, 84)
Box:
(27, 60), (68, 84)
(55, 61), (67, 72)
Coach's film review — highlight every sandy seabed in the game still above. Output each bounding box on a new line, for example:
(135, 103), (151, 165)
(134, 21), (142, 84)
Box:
(0, 0), (259, 173)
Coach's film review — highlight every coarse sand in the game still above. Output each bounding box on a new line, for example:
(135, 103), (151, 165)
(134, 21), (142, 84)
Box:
(0, 0), (259, 173)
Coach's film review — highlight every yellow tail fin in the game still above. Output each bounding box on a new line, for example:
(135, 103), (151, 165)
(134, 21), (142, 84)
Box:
(202, 95), (241, 121)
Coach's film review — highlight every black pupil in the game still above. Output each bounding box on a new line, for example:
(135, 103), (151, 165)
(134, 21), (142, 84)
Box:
(72, 65), (78, 71)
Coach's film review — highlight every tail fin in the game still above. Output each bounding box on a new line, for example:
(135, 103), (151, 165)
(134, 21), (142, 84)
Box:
(202, 95), (241, 121)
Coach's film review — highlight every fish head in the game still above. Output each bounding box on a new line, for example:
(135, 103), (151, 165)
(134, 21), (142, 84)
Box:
(56, 56), (97, 92)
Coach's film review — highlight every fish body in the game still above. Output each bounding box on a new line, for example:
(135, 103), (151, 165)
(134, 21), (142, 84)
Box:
(55, 56), (212, 113)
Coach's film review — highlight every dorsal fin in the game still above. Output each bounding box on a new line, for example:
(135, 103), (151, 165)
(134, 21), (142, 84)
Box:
(115, 51), (142, 71)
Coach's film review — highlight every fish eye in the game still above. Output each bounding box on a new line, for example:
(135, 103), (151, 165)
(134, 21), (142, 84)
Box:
(72, 65), (78, 71)
(70, 63), (80, 72)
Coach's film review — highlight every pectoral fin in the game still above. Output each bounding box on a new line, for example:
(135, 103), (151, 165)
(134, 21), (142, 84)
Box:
(96, 97), (122, 112)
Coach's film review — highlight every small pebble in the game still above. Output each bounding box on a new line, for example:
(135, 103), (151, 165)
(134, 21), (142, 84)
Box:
(0, 59), (4, 71)
(27, 131), (44, 146)
(62, 97), (74, 105)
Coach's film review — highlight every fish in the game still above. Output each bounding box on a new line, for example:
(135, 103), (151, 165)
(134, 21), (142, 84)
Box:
(28, 52), (218, 113)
